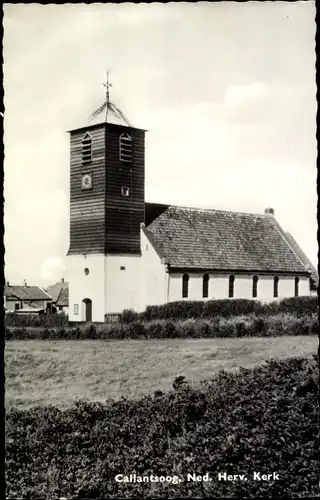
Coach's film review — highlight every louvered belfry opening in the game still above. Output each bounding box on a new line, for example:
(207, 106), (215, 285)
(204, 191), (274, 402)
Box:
(82, 133), (92, 164)
(119, 133), (133, 163)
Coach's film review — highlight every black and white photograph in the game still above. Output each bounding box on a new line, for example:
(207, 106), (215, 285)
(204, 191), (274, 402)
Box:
(3, 2), (318, 498)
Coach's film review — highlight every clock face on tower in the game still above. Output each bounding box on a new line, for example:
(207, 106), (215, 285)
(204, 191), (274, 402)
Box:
(81, 173), (92, 190)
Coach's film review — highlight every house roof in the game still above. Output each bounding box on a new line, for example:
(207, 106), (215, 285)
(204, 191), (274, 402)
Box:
(46, 281), (69, 305)
(4, 285), (52, 301)
(56, 287), (69, 307)
(282, 232), (318, 287)
(144, 205), (309, 274)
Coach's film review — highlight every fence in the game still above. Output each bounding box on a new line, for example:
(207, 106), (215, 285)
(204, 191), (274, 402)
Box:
(104, 313), (121, 324)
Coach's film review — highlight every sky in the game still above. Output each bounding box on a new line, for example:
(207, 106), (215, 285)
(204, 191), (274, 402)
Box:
(3, 2), (317, 286)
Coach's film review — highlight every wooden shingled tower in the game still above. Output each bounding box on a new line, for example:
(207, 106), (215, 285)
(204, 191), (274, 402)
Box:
(67, 74), (146, 256)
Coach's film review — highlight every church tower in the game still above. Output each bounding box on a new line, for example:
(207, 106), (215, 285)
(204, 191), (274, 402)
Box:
(67, 76), (146, 322)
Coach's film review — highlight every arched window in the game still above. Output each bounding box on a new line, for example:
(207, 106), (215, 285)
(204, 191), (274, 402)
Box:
(182, 274), (189, 298)
(252, 276), (259, 298)
(273, 276), (279, 298)
(202, 274), (209, 298)
(82, 132), (92, 164)
(229, 275), (235, 298)
(294, 277), (299, 297)
(119, 133), (132, 162)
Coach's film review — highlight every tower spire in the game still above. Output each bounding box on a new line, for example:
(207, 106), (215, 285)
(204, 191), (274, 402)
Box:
(88, 72), (132, 126)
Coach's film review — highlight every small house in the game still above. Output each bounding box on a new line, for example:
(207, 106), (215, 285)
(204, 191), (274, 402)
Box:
(4, 282), (53, 314)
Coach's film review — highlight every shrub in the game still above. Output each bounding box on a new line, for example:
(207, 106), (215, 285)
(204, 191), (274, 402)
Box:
(172, 375), (188, 390)
(81, 323), (97, 339)
(125, 321), (146, 339)
(119, 309), (139, 324)
(144, 320), (164, 339)
(250, 317), (266, 336)
(196, 319), (216, 338)
(143, 300), (204, 321)
(178, 319), (198, 338)
(5, 311), (69, 328)
(277, 296), (318, 316)
(310, 317), (319, 335)
(5, 356), (319, 498)
(219, 319), (237, 338)
(235, 320), (249, 337)
(159, 320), (178, 339)
(203, 298), (258, 318)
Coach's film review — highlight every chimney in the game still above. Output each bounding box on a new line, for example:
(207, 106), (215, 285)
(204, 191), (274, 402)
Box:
(6, 281), (9, 286)
(61, 278), (64, 283)
(265, 207), (274, 216)
(24, 279), (27, 287)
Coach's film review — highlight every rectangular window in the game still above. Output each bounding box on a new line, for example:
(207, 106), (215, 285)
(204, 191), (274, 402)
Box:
(121, 186), (130, 197)
(273, 277), (279, 298)
(294, 277), (299, 297)
(74, 304), (79, 315)
(14, 303), (20, 311)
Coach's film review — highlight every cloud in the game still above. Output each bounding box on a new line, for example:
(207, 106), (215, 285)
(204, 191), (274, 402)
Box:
(40, 256), (66, 282)
(4, 189), (69, 283)
(3, 2), (317, 280)
(224, 82), (269, 107)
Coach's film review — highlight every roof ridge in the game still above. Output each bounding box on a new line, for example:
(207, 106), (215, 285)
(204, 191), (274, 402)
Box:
(165, 204), (264, 217)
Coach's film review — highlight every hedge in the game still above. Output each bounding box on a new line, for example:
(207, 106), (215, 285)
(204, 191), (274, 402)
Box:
(4, 311), (69, 328)
(5, 355), (319, 498)
(5, 297), (318, 329)
(5, 313), (318, 340)
(139, 296), (318, 322)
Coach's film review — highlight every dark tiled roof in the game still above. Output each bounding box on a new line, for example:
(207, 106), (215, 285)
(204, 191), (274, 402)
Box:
(4, 285), (52, 301)
(283, 232), (318, 286)
(46, 281), (69, 303)
(145, 206), (308, 273)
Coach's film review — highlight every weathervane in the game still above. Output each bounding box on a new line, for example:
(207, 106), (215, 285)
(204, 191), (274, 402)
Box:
(88, 70), (132, 126)
(103, 71), (112, 120)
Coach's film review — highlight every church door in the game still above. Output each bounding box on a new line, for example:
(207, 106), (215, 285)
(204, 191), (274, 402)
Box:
(83, 298), (92, 322)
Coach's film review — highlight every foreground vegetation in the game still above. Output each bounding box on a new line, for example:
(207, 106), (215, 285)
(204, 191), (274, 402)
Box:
(5, 295), (318, 329)
(6, 356), (318, 499)
(5, 312), (318, 340)
(5, 336), (318, 408)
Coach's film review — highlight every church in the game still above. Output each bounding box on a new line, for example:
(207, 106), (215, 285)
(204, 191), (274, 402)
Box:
(67, 81), (317, 323)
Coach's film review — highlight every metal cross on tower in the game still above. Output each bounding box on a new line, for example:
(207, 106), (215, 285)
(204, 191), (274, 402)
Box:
(103, 71), (112, 106)
(88, 71), (132, 126)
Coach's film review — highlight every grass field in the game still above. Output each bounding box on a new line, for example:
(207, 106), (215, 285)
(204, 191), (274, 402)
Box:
(5, 336), (317, 409)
